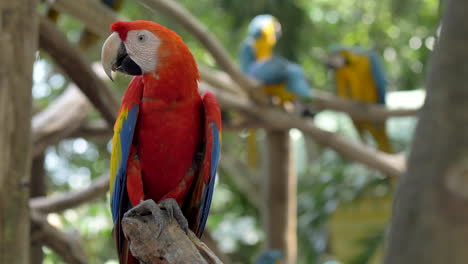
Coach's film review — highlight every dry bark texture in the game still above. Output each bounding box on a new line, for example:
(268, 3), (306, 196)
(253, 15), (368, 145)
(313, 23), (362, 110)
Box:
(38, 17), (119, 126)
(384, 0), (468, 263)
(122, 200), (223, 264)
(264, 131), (297, 264)
(30, 154), (46, 264)
(0, 0), (38, 263)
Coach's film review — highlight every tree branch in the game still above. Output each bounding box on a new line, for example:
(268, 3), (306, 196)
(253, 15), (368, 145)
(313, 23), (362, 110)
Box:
(201, 67), (419, 121)
(313, 90), (420, 121)
(46, 0), (120, 37)
(200, 82), (406, 177)
(122, 200), (223, 264)
(69, 120), (113, 140)
(32, 85), (91, 158)
(31, 211), (88, 264)
(30, 175), (109, 214)
(39, 16), (119, 126)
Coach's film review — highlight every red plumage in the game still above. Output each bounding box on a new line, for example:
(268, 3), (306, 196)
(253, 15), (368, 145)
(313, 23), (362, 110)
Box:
(108, 21), (221, 264)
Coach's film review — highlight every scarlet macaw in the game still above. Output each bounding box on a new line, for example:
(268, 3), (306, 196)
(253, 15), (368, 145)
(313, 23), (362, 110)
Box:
(47, 0), (124, 49)
(101, 20), (221, 264)
(325, 46), (393, 153)
(239, 14), (313, 167)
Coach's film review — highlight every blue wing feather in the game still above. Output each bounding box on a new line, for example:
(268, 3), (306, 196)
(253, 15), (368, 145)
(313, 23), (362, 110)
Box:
(240, 39), (256, 74)
(248, 56), (289, 84)
(286, 63), (313, 99)
(198, 123), (220, 234)
(111, 105), (139, 222)
(368, 51), (388, 105)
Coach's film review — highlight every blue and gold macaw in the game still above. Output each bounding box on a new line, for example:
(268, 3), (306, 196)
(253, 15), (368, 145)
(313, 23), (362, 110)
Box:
(239, 14), (313, 167)
(325, 46), (393, 153)
(46, 0), (124, 49)
(240, 14), (313, 104)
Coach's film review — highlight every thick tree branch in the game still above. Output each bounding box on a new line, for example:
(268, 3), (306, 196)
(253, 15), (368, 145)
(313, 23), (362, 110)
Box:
(200, 82), (406, 177)
(39, 16), (119, 126)
(30, 175), (109, 214)
(69, 120), (113, 140)
(32, 85), (91, 157)
(313, 90), (419, 121)
(46, 0), (121, 37)
(122, 200), (222, 264)
(31, 211), (88, 264)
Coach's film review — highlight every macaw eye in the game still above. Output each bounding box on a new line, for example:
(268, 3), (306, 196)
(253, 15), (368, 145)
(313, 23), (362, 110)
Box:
(138, 34), (147, 42)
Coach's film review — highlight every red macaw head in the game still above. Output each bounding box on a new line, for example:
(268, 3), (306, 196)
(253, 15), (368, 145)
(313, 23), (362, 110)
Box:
(101, 20), (197, 80)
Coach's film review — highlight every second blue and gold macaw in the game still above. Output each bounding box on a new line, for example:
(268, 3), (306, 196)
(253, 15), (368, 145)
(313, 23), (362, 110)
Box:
(239, 14), (313, 167)
(325, 46), (393, 153)
(240, 14), (313, 104)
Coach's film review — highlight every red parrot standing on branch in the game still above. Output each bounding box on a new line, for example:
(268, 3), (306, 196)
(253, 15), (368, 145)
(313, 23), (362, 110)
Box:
(101, 20), (222, 264)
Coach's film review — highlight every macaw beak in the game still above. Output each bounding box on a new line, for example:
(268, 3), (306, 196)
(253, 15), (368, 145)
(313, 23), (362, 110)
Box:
(262, 20), (278, 46)
(324, 53), (346, 69)
(101, 32), (142, 81)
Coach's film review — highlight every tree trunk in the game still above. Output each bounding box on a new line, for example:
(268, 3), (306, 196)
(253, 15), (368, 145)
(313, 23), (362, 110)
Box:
(0, 0), (37, 263)
(30, 154), (46, 264)
(263, 130), (297, 264)
(384, 1), (468, 263)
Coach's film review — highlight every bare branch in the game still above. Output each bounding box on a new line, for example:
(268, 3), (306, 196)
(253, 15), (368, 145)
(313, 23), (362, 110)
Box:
(122, 200), (223, 264)
(200, 82), (406, 177)
(69, 120), (113, 140)
(201, 67), (419, 121)
(47, 0), (120, 36)
(39, 16), (119, 126)
(31, 211), (88, 264)
(32, 85), (91, 158)
(30, 175), (109, 214)
(313, 90), (420, 121)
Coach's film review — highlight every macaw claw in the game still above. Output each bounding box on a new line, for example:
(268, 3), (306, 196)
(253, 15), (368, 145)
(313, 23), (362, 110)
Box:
(159, 198), (189, 235)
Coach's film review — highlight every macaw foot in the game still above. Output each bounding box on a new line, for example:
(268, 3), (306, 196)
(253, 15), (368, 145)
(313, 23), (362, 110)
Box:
(158, 198), (189, 235)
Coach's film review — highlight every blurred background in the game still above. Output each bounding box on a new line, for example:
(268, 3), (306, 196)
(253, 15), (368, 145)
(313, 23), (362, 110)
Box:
(13, 0), (442, 263)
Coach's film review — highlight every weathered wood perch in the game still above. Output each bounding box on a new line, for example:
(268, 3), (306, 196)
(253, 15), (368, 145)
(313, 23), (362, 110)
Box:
(121, 200), (223, 264)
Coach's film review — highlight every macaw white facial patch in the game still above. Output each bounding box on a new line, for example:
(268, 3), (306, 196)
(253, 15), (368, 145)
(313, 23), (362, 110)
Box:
(125, 30), (161, 74)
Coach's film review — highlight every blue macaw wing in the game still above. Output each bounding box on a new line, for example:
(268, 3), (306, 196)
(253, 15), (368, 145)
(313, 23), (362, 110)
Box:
(184, 91), (221, 237)
(239, 39), (256, 74)
(110, 105), (138, 222)
(248, 56), (289, 85)
(109, 76), (143, 263)
(368, 51), (388, 105)
(286, 62), (313, 99)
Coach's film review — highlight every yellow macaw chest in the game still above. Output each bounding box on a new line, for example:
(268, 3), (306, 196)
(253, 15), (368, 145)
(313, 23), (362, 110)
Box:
(335, 54), (379, 104)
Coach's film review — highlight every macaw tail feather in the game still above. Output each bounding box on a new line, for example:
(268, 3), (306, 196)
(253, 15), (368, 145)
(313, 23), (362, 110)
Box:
(247, 129), (259, 169)
(371, 124), (393, 154)
(352, 120), (393, 154)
